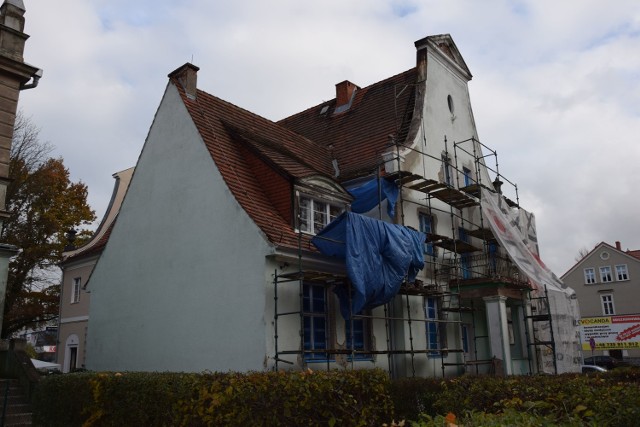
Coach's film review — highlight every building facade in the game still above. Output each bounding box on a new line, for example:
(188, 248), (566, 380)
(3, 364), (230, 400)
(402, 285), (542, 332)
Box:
(85, 35), (579, 376)
(57, 168), (133, 372)
(0, 0), (41, 336)
(562, 241), (640, 360)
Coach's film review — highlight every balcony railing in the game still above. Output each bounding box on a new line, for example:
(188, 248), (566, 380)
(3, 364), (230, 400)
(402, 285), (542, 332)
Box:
(441, 253), (527, 285)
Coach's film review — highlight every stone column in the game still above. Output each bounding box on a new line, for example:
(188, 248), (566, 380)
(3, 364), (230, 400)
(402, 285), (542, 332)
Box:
(483, 295), (512, 375)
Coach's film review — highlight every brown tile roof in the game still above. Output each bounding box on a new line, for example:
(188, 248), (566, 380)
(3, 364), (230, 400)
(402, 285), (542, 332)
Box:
(278, 68), (419, 181)
(174, 80), (334, 250)
(61, 220), (114, 264)
(627, 250), (640, 261)
(170, 63), (420, 250)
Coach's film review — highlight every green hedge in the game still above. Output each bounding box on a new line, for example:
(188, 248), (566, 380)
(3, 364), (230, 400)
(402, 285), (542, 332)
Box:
(431, 370), (640, 426)
(33, 368), (640, 426)
(32, 369), (392, 427)
(392, 368), (640, 426)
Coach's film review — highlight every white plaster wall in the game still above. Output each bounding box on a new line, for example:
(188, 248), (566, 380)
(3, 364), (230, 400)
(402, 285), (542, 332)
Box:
(86, 83), (273, 372)
(396, 47), (499, 377)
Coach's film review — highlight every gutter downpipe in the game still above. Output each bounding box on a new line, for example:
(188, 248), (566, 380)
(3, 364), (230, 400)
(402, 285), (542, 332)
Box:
(19, 69), (42, 91)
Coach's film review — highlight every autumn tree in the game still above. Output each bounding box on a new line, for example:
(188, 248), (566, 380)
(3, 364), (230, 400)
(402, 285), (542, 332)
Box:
(0, 113), (95, 337)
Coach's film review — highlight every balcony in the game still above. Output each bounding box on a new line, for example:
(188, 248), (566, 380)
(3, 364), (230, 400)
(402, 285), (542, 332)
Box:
(441, 253), (532, 299)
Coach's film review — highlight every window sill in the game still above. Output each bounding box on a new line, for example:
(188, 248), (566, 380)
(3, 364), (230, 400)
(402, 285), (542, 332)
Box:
(347, 357), (375, 362)
(304, 358), (336, 364)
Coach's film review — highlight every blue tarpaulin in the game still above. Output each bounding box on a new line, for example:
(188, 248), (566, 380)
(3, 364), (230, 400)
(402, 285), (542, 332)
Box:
(347, 177), (399, 218)
(312, 212), (425, 319)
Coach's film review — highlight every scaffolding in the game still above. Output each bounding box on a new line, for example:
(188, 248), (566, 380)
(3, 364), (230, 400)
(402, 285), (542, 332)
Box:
(524, 285), (558, 374)
(272, 85), (554, 376)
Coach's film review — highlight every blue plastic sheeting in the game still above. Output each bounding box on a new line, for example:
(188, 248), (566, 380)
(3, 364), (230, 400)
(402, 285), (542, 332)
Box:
(312, 212), (425, 319)
(347, 177), (399, 218)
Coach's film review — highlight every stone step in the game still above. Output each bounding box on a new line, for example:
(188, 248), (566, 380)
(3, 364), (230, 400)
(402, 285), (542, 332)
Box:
(1, 411), (32, 426)
(0, 379), (32, 426)
(2, 402), (31, 414)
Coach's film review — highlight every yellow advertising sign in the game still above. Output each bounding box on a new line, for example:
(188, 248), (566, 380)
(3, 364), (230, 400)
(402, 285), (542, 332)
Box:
(580, 315), (640, 350)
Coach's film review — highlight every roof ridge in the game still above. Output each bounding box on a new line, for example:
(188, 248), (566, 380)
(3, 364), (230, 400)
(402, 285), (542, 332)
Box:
(278, 67), (417, 124)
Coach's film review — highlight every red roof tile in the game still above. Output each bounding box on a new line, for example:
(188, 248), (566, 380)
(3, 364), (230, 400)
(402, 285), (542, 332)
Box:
(278, 68), (418, 181)
(174, 80), (333, 250)
(61, 220), (114, 264)
(626, 250), (640, 260)
(171, 64), (419, 250)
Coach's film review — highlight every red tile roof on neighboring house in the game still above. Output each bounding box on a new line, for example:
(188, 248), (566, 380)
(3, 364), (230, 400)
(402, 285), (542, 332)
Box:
(627, 250), (640, 261)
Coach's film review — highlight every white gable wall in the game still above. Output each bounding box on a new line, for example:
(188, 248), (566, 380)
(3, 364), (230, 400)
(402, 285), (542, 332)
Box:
(86, 83), (273, 372)
(388, 43), (512, 377)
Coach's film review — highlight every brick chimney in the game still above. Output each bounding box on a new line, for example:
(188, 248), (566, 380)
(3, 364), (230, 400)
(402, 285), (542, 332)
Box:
(616, 241), (621, 251)
(168, 63), (199, 99)
(335, 80), (357, 113)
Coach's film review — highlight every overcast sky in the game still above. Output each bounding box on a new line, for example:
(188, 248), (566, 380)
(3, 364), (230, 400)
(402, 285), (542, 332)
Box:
(16, 0), (640, 276)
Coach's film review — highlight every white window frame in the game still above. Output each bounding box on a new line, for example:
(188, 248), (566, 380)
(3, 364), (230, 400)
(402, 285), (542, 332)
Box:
(71, 277), (81, 304)
(583, 268), (596, 284)
(298, 195), (341, 235)
(601, 294), (615, 316)
(425, 297), (440, 357)
(418, 212), (436, 256)
(615, 264), (629, 281)
(599, 266), (613, 283)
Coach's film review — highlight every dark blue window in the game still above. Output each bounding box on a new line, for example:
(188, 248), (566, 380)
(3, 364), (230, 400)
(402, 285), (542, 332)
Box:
(345, 316), (370, 360)
(461, 324), (469, 354)
(425, 297), (439, 356)
(419, 213), (435, 256)
(303, 284), (329, 361)
(458, 227), (471, 279)
(463, 167), (472, 187)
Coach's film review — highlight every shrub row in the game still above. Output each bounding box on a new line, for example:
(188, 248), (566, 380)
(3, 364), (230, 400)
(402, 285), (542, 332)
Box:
(32, 369), (392, 427)
(33, 368), (640, 426)
(392, 368), (640, 426)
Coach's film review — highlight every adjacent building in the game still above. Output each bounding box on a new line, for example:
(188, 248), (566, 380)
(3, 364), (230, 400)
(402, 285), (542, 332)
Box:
(57, 168), (133, 372)
(0, 0), (41, 336)
(562, 241), (640, 361)
(84, 35), (579, 376)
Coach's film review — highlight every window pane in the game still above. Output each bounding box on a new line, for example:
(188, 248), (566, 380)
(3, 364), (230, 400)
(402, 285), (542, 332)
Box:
(600, 266), (612, 282)
(616, 265), (628, 281)
(461, 324), (469, 353)
(303, 317), (311, 350)
(314, 318), (326, 349)
(303, 284), (328, 360)
(329, 204), (341, 222)
(584, 268), (595, 284)
(419, 213), (435, 255)
(601, 295), (615, 315)
(299, 197), (310, 232)
(463, 167), (472, 187)
(312, 286), (325, 313)
(425, 298), (439, 355)
(313, 200), (327, 233)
